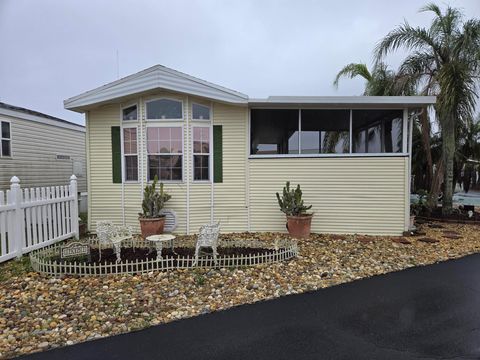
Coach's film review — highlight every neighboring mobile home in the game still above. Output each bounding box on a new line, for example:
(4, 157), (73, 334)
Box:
(0, 102), (87, 208)
(64, 65), (435, 235)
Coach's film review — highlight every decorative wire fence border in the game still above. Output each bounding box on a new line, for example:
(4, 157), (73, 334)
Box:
(30, 237), (299, 277)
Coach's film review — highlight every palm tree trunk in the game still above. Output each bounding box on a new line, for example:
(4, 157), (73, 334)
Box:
(442, 115), (456, 215)
(428, 158), (444, 210)
(419, 111), (433, 190)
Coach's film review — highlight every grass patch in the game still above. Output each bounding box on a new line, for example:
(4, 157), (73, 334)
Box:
(0, 256), (32, 282)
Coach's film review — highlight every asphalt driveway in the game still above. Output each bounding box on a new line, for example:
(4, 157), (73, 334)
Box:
(21, 254), (480, 360)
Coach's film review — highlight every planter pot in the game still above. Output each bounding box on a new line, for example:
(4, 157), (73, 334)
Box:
(286, 214), (313, 239)
(139, 216), (165, 239)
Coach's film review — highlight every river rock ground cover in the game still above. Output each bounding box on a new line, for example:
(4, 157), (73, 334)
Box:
(1, 222), (480, 359)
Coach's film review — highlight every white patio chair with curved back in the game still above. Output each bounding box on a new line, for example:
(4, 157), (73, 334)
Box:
(193, 222), (221, 266)
(96, 221), (133, 263)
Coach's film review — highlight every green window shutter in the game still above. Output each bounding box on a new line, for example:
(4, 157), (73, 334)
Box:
(111, 126), (122, 184)
(213, 125), (223, 183)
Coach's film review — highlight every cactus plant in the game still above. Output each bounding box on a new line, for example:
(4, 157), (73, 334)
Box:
(276, 181), (312, 216)
(139, 176), (171, 218)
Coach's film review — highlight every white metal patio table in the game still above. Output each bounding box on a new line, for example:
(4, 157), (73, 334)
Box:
(146, 234), (176, 260)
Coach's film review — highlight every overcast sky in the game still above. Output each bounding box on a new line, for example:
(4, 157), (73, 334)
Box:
(0, 0), (478, 125)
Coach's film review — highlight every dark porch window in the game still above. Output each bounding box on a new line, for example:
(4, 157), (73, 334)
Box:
(250, 109), (299, 155)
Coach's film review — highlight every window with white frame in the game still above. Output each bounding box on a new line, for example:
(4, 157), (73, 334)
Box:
(147, 127), (183, 181)
(193, 126), (210, 181)
(1, 121), (11, 157)
(192, 103), (210, 120)
(146, 99), (183, 120)
(123, 128), (138, 181)
(122, 104), (138, 121)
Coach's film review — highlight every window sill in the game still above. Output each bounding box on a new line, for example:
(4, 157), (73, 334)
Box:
(249, 153), (409, 159)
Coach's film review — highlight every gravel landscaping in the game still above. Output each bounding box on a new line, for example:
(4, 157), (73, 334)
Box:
(1, 222), (480, 359)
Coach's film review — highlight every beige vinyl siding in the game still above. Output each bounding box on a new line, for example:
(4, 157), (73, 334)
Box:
(87, 104), (122, 231)
(87, 91), (409, 236)
(249, 157), (408, 235)
(0, 115), (86, 192)
(213, 103), (248, 232)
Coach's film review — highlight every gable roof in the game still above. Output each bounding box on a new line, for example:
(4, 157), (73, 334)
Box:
(64, 65), (249, 112)
(64, 64), (436, 113)
(0, 102), (85, 132)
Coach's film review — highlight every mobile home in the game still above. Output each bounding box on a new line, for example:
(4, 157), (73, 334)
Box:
(64, 65), (435, 235)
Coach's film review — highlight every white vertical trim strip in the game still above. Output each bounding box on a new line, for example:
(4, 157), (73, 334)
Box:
(349, 110), (353, 153)
(298, 109), (301, 154)
(402, 108), (408, 154)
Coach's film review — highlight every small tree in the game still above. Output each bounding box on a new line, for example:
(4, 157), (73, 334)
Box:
(276, 181), (312, 216)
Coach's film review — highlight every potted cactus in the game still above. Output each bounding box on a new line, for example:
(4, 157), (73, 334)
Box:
(138, 176), (171, 238)
(276, 181), (313, 239)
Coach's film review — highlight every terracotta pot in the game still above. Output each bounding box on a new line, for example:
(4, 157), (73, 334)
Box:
(286, 214), (313, 239)
(139, 216), (165, 239)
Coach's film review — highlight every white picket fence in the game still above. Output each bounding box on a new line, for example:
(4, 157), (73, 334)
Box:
(0, 175), (79, 263)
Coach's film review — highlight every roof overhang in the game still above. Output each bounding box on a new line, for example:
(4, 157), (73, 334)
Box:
(64, 65), (249, 113)
(0, 107), (85, 132)
(248, 96), (436, 108)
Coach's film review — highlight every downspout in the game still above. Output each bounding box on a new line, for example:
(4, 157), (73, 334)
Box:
(139, 97), (145, 195)
(120, 105), (125, 226)
(210, 102), (214, 224)
(407, 108), (415, 231)
(246, 107), (251, 231)
(186, 96), (190, 235)
(85, 111), (92, 231)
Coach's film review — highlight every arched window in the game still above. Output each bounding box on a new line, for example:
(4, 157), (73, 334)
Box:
(146, 98), (183, 120)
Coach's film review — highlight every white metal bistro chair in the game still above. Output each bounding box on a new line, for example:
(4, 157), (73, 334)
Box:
(193, 222), (221, 266)
(96, 221), (133, 263)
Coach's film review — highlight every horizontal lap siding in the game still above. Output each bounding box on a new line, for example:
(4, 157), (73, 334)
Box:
(88, 105), (122, 231)
(0, 116), (86, 192)
(213, 104), (248, 232)
(249, 157), (407, 235)
(189, 184), (211, 233)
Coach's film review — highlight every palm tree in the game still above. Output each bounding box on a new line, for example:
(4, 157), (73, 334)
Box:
(333, 62), (415, 96)
(334, 62), (436, 195)
(375, 3), (480, 214)
(457, 115), (480, 192)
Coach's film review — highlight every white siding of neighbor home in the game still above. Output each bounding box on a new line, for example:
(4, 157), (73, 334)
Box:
(248, 157), (408, 235)
(86, 93), (409, 236)
(0, 114), (86, 192)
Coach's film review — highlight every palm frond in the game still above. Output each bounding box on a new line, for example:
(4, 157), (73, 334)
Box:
(333, 63), (372, 89)
(374, 22), (441, 62)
